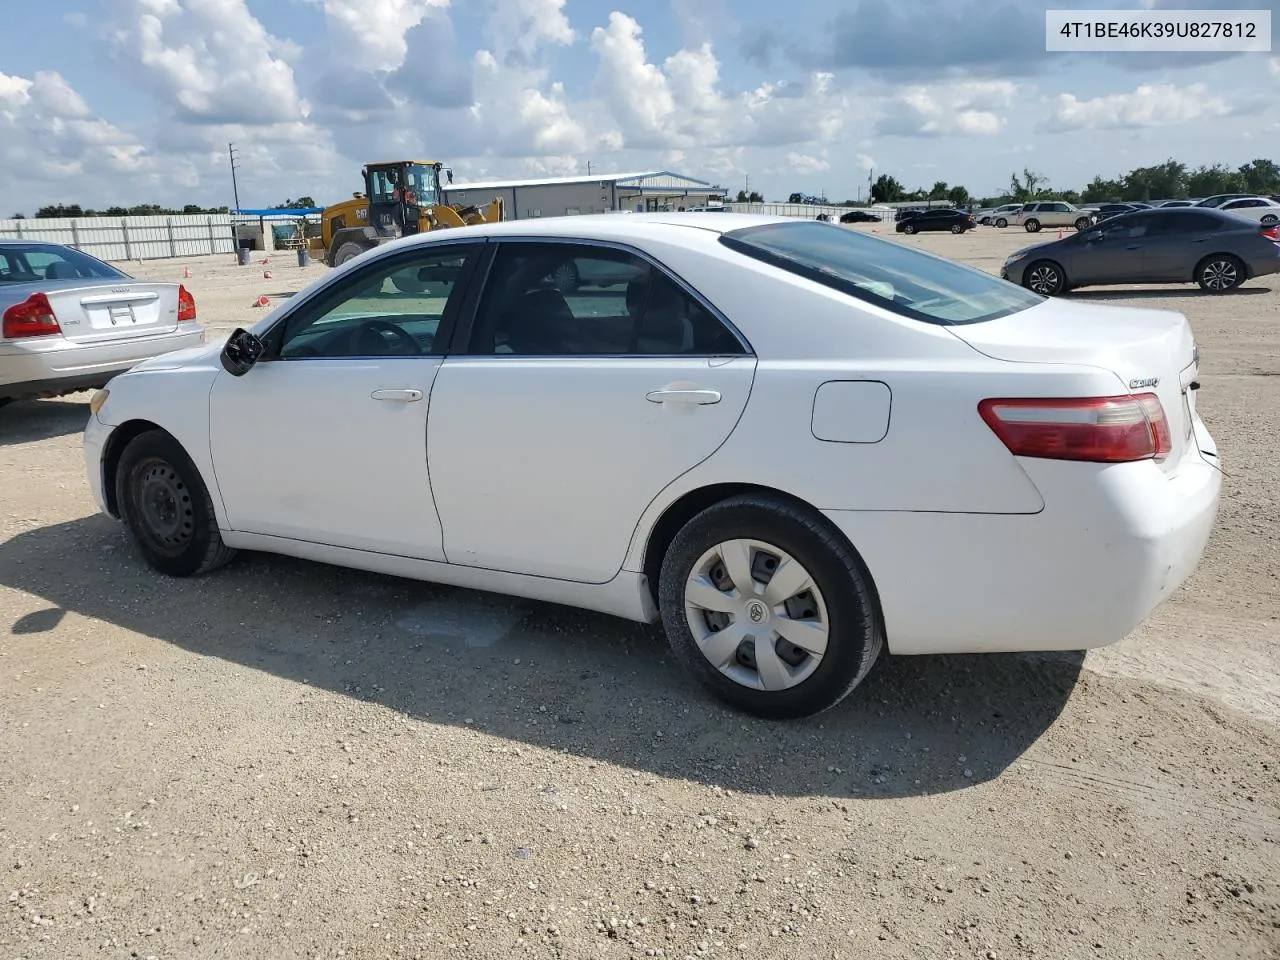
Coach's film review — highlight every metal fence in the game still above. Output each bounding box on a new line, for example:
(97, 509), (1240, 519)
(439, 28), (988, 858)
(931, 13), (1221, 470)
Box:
(0, 214), (237, 262)
(724, 202), (893, 221)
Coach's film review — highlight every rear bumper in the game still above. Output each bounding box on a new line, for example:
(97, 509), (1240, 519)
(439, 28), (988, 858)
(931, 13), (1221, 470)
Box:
(0, 325), (204, 400)
(823, 449), (1221, 656)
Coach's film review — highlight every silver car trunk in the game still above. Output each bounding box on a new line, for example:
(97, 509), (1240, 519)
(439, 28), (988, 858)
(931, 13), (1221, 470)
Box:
(37, 280), (181, 344)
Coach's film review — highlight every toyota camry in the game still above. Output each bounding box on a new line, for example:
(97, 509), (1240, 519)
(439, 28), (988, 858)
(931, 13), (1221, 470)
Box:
(83, 213), (1221, 719)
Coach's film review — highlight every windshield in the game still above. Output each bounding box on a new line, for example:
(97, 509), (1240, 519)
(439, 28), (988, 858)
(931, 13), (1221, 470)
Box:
(369, 164), (440, 207)
(720, 221), (1043, 325)
(0, 244), (129, 284)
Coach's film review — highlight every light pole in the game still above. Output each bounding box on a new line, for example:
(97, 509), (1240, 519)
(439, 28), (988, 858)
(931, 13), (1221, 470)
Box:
(228, 142), (242, 213)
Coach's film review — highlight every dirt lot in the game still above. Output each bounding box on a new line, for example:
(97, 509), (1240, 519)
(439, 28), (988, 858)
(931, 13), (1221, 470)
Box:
(2, 226), (1277, 960)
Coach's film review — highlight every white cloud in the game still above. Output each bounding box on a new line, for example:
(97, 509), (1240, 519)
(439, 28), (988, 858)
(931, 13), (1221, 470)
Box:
(879, 80), (1017, 137)
(1269, 57), (1279, 80)
(855, 152), (875, 171)
(323, 0), (448, 72)
(1043, 83), (1231, 132)
(486, 0), (575, 65)
(108, 0), (309, 125)
(786, 152), (830, 174)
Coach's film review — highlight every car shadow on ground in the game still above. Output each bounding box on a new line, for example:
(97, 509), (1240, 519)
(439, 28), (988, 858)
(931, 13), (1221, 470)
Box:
(1062, 286), (1272, 300)
(0, 399), (88, 446)
(0, 516), (1084, 800)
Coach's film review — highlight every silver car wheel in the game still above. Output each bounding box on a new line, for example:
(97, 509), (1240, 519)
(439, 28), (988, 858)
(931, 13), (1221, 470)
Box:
(1026, 263), (1062, 295)
(683, 538), (829, 692)
(1201, 259), (1238, 290)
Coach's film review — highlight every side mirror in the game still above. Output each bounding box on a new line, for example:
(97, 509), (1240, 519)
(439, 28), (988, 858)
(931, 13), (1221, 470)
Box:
(220, 327), (265, 376)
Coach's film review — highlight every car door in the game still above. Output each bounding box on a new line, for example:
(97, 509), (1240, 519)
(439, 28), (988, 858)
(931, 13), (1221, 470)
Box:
(1070, 214), (1154, 284)
(426, 239), (757, 584)
(207, 241), (484, 560)
(1140, 211), (1222, 281)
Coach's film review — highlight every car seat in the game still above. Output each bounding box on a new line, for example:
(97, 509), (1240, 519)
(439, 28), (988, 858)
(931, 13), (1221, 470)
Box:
(502, 288), (575, 355)
(44, 261), (79, 280)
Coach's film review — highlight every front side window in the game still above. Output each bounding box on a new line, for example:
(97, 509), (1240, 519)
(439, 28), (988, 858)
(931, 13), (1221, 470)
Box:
(278, 246), (476, 359)
(721, 221), (1043, 325)
(466, 242), (745, 356)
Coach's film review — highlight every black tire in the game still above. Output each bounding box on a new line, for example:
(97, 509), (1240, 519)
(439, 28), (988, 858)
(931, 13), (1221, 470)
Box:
(1261, 213), (1279, 226)
(333, 240), (369, 266)
(658, 494), (884, 720)
(1074, 217), (1091, 230)
(1023, 259), (1066, 296)
(903, 223), (917, 235)
(1195, 254), (1244, 293)
(950, 224), (964, 234)
(115, 430), (237, 578)
(1024, 219), (1041, 233)
(995, 218), (1008, 228)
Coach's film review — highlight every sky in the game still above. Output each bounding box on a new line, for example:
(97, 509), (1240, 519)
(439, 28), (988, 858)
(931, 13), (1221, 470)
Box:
(0, 0), (1277, 214)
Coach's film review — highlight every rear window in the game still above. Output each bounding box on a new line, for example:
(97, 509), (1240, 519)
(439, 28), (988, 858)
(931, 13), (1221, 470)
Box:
(0, 244), (128, 285)
(719, 221), (1043, 325)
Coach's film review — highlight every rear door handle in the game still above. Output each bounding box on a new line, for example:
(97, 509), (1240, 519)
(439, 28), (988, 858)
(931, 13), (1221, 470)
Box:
(371, 388), (423, 402)
(645, 388), (721, 405)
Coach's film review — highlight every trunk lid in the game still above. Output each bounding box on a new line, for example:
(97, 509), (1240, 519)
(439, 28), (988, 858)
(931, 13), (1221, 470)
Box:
(948, 298), (1199, 474)
(41, 280), (180, 344)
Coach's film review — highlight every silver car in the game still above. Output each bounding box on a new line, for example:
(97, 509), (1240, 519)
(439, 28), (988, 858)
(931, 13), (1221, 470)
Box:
(1, 240), (204, 405)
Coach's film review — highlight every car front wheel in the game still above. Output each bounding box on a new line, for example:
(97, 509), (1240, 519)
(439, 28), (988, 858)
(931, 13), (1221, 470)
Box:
(1024, 219), (1041, 233)
(951, 223), (965, 234)
(115, 430), (238, 578)
(658, 494), (883, 719)
(995, 218), (1008, 228)
(1024, 260), (1066, 296)
(903, 223), (917, 234)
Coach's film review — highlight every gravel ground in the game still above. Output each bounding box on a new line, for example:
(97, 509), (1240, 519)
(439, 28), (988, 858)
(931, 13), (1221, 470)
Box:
(1, 226), (1277, 960)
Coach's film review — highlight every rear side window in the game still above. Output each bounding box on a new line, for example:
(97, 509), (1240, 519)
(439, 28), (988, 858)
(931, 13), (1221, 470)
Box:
(0, 245), (127, 284)
(720, 221), (1043, 325)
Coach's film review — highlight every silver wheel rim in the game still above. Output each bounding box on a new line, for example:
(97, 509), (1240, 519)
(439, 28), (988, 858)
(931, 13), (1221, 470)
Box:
(1202, 260), (1237, 290)
(1027, 264), (1060, 294)
(552, 263), (576, 291)
(683, 539), (829, 691)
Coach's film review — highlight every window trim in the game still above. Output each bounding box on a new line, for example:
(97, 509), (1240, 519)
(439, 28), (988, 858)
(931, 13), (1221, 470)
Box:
(718, 222), (1044, 326)
(446, 235), (754, 360)
(255, 239), (486, 362)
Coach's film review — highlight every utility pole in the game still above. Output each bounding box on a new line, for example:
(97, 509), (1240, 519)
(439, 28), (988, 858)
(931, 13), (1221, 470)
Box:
(744, 173), (750, 200)
(228, 142), (242, 213)
(587, 160), (592, 175)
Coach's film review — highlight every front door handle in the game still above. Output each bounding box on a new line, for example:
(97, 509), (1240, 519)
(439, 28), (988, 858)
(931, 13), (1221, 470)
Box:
(646, 388), (722, 405)
(371, 388), (423, 402)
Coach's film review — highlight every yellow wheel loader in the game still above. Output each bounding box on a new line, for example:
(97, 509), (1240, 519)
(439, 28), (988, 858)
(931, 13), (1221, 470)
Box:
(320, 160), (504, 270)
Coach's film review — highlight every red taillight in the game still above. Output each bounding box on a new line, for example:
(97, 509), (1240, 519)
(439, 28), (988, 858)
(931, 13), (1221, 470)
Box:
(2, 292), (62, 339)
(178, 284), (197, 323)
(1261, 225), (1280, 241)
(978, 393), (1172, 463)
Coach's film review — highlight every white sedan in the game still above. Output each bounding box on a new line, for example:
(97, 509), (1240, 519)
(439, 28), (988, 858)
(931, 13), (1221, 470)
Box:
(1216, 196), (1280, 226)
(83, 213), (1221, 719)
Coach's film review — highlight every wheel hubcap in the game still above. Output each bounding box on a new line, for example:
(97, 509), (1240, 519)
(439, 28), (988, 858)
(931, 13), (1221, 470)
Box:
(1028, 266), (1059, 294)
(1204, 261), (1236, 290)
(683, 539), (829, 692)
(137, 461), (194, 552)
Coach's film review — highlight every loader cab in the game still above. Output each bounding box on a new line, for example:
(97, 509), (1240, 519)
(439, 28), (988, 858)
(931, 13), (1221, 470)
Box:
(363, 161), (442, 238)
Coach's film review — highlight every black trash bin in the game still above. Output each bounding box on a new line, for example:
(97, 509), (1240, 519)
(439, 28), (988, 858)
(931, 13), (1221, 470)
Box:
(296, 247), (310, 267)
(237, 246), (251, 266)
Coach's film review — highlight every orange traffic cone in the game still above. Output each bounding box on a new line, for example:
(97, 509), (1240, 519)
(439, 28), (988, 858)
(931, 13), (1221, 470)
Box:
(183, 266), (191, 279)
(252, 295), (270, 308)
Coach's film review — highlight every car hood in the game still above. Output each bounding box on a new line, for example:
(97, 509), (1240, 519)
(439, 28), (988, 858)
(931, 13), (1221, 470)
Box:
(127, 340), (222, 374)
(1005, 241), (1059, 261)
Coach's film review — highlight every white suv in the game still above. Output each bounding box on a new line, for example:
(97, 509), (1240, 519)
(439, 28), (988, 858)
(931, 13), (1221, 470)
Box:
(1015, 201), (1093, 233)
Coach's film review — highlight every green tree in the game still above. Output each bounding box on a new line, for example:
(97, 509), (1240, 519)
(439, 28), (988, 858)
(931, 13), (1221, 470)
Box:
(1186, 163), (1245, 197)
(946, 185), (970, 207)
(1009, 168), (1049, 201)
(1237, 159), (1280, 195)
(870, 174), (904, 204)
(1082, 175), (1124, 203)
(928, 180), (949, 200)
(1121, 159), (1187, 201)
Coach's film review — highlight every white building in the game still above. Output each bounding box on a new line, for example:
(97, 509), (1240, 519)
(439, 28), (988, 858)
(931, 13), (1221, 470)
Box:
(442, 171), (727, 220)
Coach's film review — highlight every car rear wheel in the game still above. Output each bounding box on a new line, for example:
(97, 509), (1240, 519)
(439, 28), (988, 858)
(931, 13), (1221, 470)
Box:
(333, 240), (369, 266)
(903, 223), (917, 234)
(1024, 219), (1042, 233)
(115, 430), (237, 578)
(950, 224), (965, 234)
(1024, 260), (1066, 296)
(1074, 217), (1091, 230)
(1261, 213), (1279, 226)
(1196, 255), (1244, 292)
(995, 218), (1008, 228)
(658, 494), (883, 719)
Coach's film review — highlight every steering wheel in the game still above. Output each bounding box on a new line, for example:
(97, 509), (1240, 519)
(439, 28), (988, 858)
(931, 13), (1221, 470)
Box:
(349, 318), (422, 356)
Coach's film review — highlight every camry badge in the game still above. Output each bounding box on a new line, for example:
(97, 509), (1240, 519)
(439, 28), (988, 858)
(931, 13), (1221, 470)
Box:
(1129, 377), (1160, 389)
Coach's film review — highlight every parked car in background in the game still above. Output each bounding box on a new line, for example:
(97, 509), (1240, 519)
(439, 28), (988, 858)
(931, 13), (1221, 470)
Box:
(839, 209), (881, 224)
(895, 208), (976, 234)
(1090, 203), (1143, 223)
(984, 204), (1023, 227)
(1014, 201), (1094, 233)
(84, 212), (1221, 719)
(894, 207), (927, 222)
(1, 240), (204, 407)
(1001, 207), (1280, 295)
(1157, 200), (1197, 208)
(1217, 196), (1280, 226)
(1195, 194), (1256, 209)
